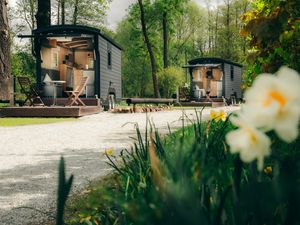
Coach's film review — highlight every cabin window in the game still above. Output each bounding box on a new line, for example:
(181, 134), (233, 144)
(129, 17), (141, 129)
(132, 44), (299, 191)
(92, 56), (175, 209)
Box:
(107, 43), (112, 70)
(230, 65), (234, 81)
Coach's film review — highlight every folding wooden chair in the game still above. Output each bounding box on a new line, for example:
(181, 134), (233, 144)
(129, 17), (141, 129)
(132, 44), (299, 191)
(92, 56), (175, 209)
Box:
(17, 76), (45, 106)
(65, 76), (88, 106)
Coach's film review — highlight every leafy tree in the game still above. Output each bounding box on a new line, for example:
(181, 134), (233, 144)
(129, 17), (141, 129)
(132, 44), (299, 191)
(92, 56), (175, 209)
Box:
(204, 0), (250, 63)
(170, 2), (207, 66)
(11, 46), (35, 78)
(241, 0), (300, 87)
(153, 0), (188, 68)
(137, 0), (160, 98)
(115, 17), (153, 97)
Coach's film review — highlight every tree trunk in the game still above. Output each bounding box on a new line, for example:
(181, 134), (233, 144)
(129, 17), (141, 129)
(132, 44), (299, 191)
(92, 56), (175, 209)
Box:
(61, 0), (65, 25)
(29, 0), (36, 29)
(137, 0), (160, 98)
(226, 1), (231, 59)
(57, 0), (60, 25)
(0, 0), (11, 101)
(73, 0), (79, 24)
(162, 11), (168, 68)
(36, 0), (51, 28)
(214, 9), (219, 55)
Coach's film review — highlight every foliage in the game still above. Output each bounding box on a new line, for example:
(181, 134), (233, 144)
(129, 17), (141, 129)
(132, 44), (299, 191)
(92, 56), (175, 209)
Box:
(11, 46), (35, 78)
(11, 45), (36, 94)
(65, 110), (300, 225)
(115, 17), (153, 97)
(157, 66), (185, 98)
(241, 0), (300, 88)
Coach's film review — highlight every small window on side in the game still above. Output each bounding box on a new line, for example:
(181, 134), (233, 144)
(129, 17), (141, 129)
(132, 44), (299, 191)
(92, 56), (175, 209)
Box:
(230, 65), (234, 81)
(107, 43), (112, 70)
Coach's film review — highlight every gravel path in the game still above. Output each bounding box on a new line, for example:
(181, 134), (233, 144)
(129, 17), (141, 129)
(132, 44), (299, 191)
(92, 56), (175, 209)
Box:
(0, 107), (238, 225)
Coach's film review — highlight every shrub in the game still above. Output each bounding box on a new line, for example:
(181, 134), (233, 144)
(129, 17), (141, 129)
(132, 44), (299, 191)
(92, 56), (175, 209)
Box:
(157, 66), (185, 98)
(241, 0), (300, 88)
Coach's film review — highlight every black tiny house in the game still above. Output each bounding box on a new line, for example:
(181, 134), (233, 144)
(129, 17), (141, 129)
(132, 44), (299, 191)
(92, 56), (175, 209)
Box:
(29, 25), (122, 101)
(184, 57), (243, 99)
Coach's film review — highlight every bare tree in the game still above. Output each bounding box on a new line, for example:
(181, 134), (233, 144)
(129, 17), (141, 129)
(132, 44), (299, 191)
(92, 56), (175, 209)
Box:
(15, 0), (36, 30)
(0, 0), (12, 100)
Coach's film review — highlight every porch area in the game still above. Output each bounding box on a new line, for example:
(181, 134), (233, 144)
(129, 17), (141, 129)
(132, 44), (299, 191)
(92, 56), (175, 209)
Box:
(0, 98), (102, 118)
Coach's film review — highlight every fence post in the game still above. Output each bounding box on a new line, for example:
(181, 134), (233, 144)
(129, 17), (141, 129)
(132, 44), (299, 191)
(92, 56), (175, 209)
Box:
(9, 76), (15, 106)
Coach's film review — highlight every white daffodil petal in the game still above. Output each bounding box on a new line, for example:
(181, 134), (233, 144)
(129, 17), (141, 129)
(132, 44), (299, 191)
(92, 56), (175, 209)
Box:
(242, 67), (300, 142)
(274, 115), (299, 143)
(226, 124), (271, 170)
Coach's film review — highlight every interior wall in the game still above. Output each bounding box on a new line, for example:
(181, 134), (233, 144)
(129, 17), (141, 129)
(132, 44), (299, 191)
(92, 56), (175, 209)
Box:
(58, 47), (70, 65)
(41, 47), (52, 69)
(74, 51), (94, 69)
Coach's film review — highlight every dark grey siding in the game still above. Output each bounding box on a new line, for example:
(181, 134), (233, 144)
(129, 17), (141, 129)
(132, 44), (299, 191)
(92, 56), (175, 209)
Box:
(99, 36), (122, 100)
(223, 63), (242, 98)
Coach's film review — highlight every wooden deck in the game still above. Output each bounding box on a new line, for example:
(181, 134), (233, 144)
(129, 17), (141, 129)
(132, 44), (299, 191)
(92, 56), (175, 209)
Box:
(0, 106), (102, 117)
(0, 98), (102, 117)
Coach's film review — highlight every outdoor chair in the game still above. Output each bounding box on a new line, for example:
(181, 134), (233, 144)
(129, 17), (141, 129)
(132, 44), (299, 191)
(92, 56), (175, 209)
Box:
(17, 76), (45, 106)
(65, 76), (88, 106)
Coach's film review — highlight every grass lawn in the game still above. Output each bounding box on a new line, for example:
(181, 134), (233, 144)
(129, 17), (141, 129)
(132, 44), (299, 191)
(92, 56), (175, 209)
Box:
(0, 117), (76, 127)
(0, 103), (8, 108)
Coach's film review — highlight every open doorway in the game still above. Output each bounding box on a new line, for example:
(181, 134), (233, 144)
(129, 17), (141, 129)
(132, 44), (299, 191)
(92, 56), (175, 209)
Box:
(40, 36), (95, 98)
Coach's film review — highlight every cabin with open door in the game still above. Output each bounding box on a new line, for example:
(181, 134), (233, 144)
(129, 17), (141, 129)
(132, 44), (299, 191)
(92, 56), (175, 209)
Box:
(30, 25), (122, 103)
(184, 57), (243, 100)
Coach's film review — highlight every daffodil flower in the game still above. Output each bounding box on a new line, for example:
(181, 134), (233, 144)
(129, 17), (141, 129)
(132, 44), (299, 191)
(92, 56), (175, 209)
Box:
(210, 109), (227, 122)
(210, 110), (218, 121)
(105, 148), (114, 155)
(264, 166), (272, 175)
(219, 110), (227, 122)
(226, 113), (271, 170)
(243, 67), (300, 142)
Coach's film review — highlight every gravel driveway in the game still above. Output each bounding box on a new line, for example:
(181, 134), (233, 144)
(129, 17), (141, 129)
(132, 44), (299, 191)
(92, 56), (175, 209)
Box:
(0, 107), (238, 225)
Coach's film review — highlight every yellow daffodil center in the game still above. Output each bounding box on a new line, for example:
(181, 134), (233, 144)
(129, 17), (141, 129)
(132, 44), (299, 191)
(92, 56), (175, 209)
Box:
(263, 91), (287, 108)
(246, 128), (257, 143)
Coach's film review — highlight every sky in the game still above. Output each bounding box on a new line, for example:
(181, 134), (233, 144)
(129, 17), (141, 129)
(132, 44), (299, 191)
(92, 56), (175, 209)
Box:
(9, 0), (220, 31)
